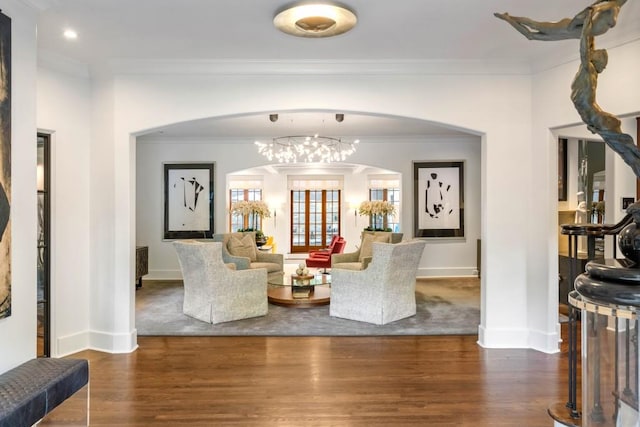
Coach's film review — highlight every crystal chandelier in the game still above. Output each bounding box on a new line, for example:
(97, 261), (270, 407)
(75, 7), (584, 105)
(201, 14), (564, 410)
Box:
(254, 135), (359, 163)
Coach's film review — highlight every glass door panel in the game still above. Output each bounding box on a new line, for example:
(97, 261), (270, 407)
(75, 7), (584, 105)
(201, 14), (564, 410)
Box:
(37, 133), (50, 358)
(291, 190), (340, 253)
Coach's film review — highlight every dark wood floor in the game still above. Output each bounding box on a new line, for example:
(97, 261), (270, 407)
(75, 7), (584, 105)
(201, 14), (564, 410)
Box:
(46, 330), (576, 426)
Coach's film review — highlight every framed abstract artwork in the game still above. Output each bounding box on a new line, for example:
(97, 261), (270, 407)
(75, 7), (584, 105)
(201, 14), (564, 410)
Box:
(163, 163), (214, 240)
(0, 11), (11, 319)
(413, 161), (464, 239)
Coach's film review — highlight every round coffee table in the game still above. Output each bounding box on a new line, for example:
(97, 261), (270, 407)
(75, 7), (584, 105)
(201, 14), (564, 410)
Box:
(267, 284), (330, 308)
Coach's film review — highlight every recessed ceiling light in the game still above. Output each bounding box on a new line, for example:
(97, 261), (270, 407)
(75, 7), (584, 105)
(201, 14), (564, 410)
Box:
(63, 29), (78, 40)
(274, 3), (357, 38)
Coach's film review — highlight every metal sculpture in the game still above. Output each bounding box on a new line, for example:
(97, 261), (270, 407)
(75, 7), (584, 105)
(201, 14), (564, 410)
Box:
(496, 0), (640, 177)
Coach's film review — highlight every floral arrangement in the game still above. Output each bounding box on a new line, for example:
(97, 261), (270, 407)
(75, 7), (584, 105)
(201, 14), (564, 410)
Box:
(358, 200), (396, 231)
(592, 201), (605, 215)
(230, 200), (271, 219)
(358, 200), (396, 217)
(231, 200), (271, 234)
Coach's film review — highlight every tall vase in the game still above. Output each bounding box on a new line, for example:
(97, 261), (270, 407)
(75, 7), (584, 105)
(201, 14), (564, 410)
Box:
(375, 214), (383, 231)
(249, 212), (255, 231)
(368, 215), (375, 230)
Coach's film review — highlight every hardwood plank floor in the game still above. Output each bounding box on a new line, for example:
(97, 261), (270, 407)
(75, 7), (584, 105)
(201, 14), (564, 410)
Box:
(49, 332), (573, 426)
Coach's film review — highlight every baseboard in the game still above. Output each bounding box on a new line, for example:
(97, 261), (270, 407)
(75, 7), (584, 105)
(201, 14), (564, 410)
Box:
(150, 267), (478, 280)
(528, 327), (561, 354)
(147, 269), (182, 280)
(477, 325), (530, 349)
(55, 331), (90, 358)
(55, 329), (138, 356)
(89, 329), (138, 354)
(416, 267), (478, 278)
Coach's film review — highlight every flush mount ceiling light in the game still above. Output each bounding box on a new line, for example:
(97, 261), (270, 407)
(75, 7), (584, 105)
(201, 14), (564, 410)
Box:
(255, 135), (359, 163)
(63, 29), (78, 40)
(273, 3), (357, 38)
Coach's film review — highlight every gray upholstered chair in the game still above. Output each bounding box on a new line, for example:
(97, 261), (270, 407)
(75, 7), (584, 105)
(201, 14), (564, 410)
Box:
(330, 240), (426, 325)
(173, 240), (268, 324)
(212, 231), (284, 285)
(331, 231), (403, 271)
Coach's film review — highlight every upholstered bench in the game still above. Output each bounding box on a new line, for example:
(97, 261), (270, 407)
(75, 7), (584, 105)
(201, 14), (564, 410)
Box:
(0, 358), (89, 427)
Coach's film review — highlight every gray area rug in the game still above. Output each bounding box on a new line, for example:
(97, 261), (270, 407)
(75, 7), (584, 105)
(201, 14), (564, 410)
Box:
(135, 278), (480, 336)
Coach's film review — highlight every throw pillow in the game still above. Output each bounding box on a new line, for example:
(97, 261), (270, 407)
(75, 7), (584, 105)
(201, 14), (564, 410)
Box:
(228, 234), (257, 262)
(359, 233), (391, 262)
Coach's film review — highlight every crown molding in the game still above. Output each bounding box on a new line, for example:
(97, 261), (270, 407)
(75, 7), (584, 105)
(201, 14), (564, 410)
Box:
(20, 0), (55, 12)
(107, 59), (533, 76)
(38, 49), (90, 79)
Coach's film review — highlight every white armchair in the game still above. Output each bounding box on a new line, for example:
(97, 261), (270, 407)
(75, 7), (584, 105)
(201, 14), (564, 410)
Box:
(330, 240), (426, 325)
(173, 240), (268, 324)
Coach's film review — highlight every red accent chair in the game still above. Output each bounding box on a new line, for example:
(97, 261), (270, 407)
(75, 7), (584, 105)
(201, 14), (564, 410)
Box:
(305, 238), (346, 273)
(309, 235), (339, 257)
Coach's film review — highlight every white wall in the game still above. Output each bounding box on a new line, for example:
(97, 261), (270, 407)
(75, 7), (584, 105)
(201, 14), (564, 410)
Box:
(607, 117), (638, 225)
(529, 39), (640, 352)
(37, 58), (92, 356)
(106, 68), (535, 351)
(136, 137), (481, 279)
(0, 0), (38, 372)
(31, 38), (640, 357)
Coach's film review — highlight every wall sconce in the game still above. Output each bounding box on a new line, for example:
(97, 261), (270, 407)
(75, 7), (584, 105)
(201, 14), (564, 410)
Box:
(349, 201), (361, 226)
(271, 202), (282, 228)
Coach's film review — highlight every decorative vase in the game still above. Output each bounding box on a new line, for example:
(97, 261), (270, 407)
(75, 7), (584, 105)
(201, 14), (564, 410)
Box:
(255, 234), (267, 247)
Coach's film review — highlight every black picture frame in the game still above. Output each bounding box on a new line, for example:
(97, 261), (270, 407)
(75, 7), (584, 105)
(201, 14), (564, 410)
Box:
(622, 197), (635, 211)
(558, 138), (568, 201)
(413, 161), (464, 238)
(163, 163), (214, 240)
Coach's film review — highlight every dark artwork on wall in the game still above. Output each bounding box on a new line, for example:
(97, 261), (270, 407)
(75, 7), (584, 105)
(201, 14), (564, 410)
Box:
(163, 163), (214, 240)
(0, 11), (11, 319)
(413, 161), (464, 238)
(558, 138), (568, 201)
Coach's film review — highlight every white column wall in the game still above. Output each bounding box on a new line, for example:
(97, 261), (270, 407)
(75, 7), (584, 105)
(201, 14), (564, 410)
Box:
(530, 39), (640, 353)
(36, 61), (92, 357)
(0, 0), (37, 372)
(89, 75), (137, 353)
(607, 117), (638, 225)
(104, 71), (535, 351)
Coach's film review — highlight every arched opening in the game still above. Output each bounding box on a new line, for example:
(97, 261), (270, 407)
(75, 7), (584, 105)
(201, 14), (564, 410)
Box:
(133, 109), (483, 333)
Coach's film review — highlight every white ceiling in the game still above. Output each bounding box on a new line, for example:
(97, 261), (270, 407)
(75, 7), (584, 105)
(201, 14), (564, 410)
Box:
(35, 0), (640, 140)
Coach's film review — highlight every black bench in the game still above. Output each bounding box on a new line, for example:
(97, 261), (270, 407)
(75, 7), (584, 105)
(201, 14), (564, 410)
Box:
(0, 358), (89, 427)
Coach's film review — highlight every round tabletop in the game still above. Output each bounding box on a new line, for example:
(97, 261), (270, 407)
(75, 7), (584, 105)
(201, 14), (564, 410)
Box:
(267, 285), (331, 308)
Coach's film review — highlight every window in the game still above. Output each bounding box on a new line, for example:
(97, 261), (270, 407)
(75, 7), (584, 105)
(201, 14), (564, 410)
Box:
(291, 189), (340, 253)
(369, 175), (400, 232)
(228, 175), (264, 232)
(229, 188), (262, 231)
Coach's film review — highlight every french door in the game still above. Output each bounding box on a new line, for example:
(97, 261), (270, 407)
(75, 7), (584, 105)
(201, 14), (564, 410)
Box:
(290, 190), (340, 253)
